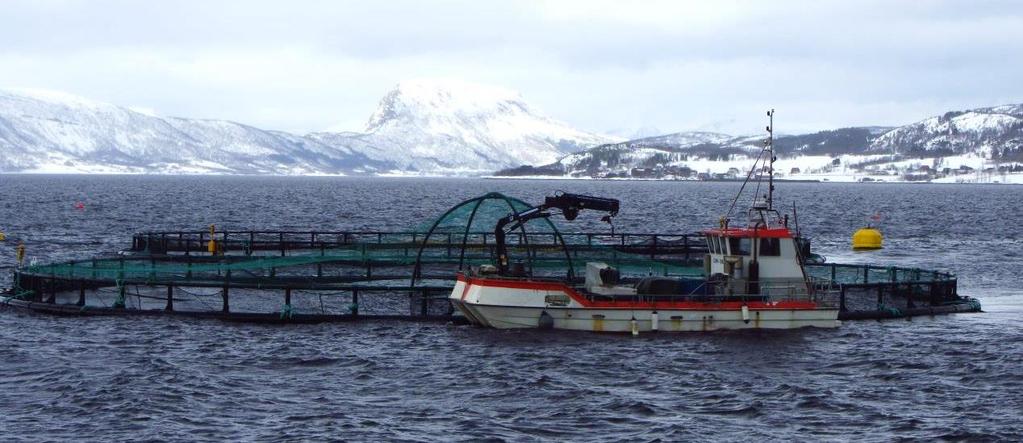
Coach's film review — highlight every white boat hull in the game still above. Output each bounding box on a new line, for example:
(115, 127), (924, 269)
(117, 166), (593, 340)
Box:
(451, 275), (840, 332)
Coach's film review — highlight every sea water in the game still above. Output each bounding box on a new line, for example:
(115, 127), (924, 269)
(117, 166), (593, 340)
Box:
(0, 176), (1020, 441)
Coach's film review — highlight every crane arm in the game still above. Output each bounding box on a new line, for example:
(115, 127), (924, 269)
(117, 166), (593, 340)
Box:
(494, 193), (620, 276)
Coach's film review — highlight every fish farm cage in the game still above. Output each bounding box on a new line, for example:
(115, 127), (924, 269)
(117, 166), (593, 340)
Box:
(2, 192), (980, 323)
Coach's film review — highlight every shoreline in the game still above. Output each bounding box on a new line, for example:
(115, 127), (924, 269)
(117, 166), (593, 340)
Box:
(0, 172), (1020, 184)
(483, 175), (1023, 184)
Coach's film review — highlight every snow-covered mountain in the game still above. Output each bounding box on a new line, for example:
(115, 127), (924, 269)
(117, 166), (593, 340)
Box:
(550, 131), (746, 176)
(869, 104), (1023, 157)
(0, 89), (375, 174)
(496, 104), (1023, 180)
(0, 81), (616, 175)
(2, 84), (1020, 179)
(309, 79), (619, 174)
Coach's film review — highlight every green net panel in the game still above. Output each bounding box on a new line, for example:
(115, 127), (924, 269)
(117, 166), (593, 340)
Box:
(17, 192), (707, 294)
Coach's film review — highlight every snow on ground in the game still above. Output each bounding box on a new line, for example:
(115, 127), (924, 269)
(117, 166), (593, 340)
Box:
(482, 174), (593, 180)
(23, 162), (141, 174)
(684, 155), (838, 177)
(548, 151), (1023, 184)
(931, 171), (1023, 184)
(948, 112), (1020, 133)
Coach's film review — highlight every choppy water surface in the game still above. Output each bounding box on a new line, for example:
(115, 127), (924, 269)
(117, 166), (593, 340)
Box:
(1, 176), (1021, 441)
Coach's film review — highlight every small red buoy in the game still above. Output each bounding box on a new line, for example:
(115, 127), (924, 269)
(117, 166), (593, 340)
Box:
(74, 201), (86, 210)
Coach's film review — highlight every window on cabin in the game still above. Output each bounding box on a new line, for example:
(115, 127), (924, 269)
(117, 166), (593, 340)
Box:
(728, 237), (751, 255)
(714, 237), (723, 254)
(708, 236), (718, 253)
(759, 238), (781, 256)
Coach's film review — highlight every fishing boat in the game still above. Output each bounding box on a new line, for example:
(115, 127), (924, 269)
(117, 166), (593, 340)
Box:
(449, 110), (841, 332)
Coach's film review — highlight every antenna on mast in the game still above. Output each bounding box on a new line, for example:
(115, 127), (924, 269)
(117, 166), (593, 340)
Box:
(766, 109), (775, 211)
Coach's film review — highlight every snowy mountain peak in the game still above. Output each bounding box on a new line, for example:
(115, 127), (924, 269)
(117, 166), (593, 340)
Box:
(630, 131), (735, 147)
(365, 79), (534, 133)
(336, 79), (618, 173)
(973, 103), (1023, 117)
(1, 88), (111, 110)
(870, 103), (1023, 156)
(0, 82), (615, 175)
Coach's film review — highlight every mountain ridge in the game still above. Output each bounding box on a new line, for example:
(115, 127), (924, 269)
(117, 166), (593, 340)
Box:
(0, 81), (617, 174)
(314, 79), (619, 173)
(495, 103), (1023, 180)
(1, 85), (1020, 179)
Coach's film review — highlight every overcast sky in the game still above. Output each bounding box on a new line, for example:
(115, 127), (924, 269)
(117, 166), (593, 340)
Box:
(2, 0), (1021, 136)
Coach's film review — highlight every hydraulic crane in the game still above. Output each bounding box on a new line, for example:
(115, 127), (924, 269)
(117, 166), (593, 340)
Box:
(494, 192), (619, 276)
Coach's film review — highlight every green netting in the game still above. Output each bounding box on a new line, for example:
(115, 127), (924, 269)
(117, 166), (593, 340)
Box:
(804, 264), (954, 285)
(21, 260), (689, 285)
(19, 192), (705, 287)
(24, 255), (365, 281)
(24, 251), (952, 286)
(22, 241), (701, 283)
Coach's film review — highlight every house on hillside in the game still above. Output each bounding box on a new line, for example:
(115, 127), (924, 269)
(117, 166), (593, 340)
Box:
(664, 165), (693, 178)
(630, 167), (657, 178)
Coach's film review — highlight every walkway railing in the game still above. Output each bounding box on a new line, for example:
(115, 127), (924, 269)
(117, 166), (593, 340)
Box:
(130, 230), (708, 260)
(805, 263), (958, 313)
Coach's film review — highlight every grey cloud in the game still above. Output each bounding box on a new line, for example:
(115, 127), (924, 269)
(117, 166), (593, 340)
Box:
(0, 0), (1020, 135)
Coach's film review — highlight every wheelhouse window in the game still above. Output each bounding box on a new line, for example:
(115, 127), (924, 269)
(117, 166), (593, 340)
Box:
(759, 238), (781, 256)
(728, 237), (751, 255)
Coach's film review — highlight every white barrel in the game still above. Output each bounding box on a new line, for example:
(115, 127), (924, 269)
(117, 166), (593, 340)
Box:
(741, 305), (750, 323)
(650, 311), (659, 332)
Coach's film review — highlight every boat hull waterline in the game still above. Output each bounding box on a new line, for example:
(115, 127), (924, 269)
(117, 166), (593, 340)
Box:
(450, 276), (840, 332)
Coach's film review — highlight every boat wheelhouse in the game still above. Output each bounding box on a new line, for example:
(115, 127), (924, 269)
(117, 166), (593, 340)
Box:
(702, 213), (811, 300)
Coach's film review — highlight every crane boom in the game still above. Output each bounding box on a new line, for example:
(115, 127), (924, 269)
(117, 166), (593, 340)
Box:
(494, 193), (619, 275)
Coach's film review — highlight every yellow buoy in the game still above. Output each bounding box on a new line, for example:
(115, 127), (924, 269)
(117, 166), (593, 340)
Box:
(207, 224), (218, 255)
(852, 227), (883, 250)
(16, 241), (26, 265)
(0, 231), (6, 241)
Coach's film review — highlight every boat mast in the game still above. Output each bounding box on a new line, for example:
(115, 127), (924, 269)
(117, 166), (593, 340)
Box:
(766, 109), (775, 211)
